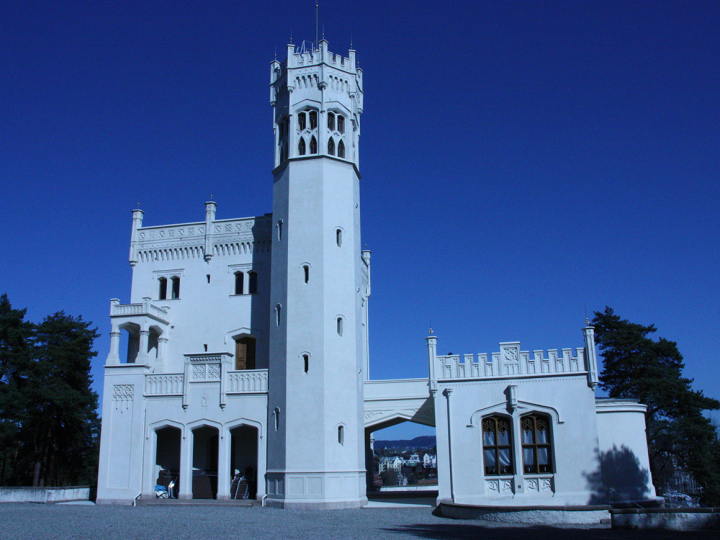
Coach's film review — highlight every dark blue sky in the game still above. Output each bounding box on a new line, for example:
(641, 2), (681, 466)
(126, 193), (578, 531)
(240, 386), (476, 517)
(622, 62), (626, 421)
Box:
(2, 1), (719, 438)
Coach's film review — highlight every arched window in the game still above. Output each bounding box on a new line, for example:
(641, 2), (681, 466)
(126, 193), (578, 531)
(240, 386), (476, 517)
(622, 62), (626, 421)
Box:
(171, 277), (180, 299)
(328, 112), (335, 131)
(298, 112), (306, 131)
(303, 354), (309, 373)
(303, 265), (309, 283)
(337, 317), (343, 336)
(158, 277), (168, 300)
(338, 425), (345, 445)
(336, 228), (343, 247)
(328, 137), (335, 156)
(248, 272), (258, 294)
(298, 138), (306, 156)
(234, 272), (244, 295)
(234, 336), (256, 370)
(337, 115), (345, 134)
(338, 140), (345, 159)
(482, 416), (513, 475)
(310, 136), (317, 154)
(522, 414), (553, 474)
(309, 111), (317, 129)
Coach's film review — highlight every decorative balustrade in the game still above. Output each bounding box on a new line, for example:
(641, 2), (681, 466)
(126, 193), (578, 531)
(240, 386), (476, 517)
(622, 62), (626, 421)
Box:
(144, 369), (269, 397)
(146, 374), (183, 395)
(436, 342), (586, 381)
(226, 370), (269, 394)
(110, 299), (169, 325)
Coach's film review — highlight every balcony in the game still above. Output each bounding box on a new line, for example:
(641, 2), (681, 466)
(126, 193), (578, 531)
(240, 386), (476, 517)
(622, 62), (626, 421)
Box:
(110, 298), (169, 325)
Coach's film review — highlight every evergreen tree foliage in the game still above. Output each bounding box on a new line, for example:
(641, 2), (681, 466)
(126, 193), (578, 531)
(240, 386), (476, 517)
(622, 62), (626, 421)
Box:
(592, 306), (720, 505)
(0, 295), (100, 487)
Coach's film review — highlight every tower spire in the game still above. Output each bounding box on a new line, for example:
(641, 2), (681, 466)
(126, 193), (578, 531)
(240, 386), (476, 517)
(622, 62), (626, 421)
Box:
(315, 1), (319, 49)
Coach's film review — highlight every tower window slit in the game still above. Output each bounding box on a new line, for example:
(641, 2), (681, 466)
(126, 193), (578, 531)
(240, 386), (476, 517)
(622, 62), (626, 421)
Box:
(277, 219), (283, 241)
(303, 265), (309, 283)
(276, 304), (282, 326)
(337, 317), (343, 336)
(336, 228), (342, 247)
(338, 425), (344, 445)
(303, 354), (309, 373)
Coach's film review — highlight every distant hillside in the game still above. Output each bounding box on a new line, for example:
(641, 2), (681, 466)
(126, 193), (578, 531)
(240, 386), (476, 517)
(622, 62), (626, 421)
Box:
(373, 435), (436, 450)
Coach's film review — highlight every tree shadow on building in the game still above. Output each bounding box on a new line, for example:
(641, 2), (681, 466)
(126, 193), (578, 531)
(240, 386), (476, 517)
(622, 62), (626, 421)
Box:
(585, 445), (650, 504)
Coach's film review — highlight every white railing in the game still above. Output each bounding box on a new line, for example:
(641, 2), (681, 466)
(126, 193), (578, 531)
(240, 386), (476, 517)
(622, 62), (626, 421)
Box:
(437, 345), (586, 380)
(110, 299), (169, 325)
(226, 370), (268, 393)
(146, 374), (183, 395)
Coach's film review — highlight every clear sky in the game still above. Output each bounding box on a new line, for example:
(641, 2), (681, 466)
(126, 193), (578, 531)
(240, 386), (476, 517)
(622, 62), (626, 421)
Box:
(1, 1), (718, 440)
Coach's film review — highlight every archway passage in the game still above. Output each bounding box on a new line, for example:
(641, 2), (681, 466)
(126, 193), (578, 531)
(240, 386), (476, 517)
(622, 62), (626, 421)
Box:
(365, 417), (437, 495)
(155, 427), (181, 498)
(229, 425), (259, 499)
(192, 426), (219, 499)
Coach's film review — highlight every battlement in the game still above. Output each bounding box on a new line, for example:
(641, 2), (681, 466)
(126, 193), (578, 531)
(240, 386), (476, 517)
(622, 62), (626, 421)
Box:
(128, 203), (272, 266)
(426, 328), (600, 390)
(283, 40), (357, 73)
(436, 343), (586, 380)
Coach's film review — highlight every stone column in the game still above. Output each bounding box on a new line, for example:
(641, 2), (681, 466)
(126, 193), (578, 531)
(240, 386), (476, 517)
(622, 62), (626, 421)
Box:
(217, 428), (231, 500)
(443, 388), (455, 502)
(138, 330), (150, 365)
(157, 337), (168, 371)
(179, 429), (193, 500)
(583, 326), (598, 389)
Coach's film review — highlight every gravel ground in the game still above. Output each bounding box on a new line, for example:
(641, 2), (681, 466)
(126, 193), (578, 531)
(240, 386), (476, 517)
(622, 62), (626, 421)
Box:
(0, 503), (717, 540)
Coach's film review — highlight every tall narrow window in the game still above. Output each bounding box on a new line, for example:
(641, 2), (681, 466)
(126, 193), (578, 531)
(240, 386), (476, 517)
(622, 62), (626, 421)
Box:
(298, 138), (306, 156)
(328, 112), (335, 131)
(235, 337), (256, 370)
(328, 137), (335, 156)
(310, 136), (317, 154)
(336, 228), (343, 247)
(338, 115), (345, 134)
(309, 111), (317, 129)
(338, 140), (345, 159)
(234, 272), (244, 295)
(522, 414), (553, 474)
(277, 219), (283, 241)
(248, 272), (258, 294)
(274, 407), (280, 431)
(275, 304), (282, 326)
(338, 425), (345, 445)
(298, 112), (306, 130)
(303, 265), (309, 283)
(337, 317), (343, 336)
(303, 354), (309, 373)
(482, 416), (513, 475)
(171, 277), (180, 299)
(158, 277), (168, 300)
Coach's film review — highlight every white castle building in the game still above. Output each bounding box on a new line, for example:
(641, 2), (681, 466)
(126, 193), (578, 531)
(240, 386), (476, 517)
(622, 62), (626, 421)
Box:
(97, 40), (656, 509)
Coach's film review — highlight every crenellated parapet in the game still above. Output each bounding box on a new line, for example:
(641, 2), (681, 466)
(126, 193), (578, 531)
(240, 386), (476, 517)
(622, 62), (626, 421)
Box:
(129, 204), (272, 266)
(270, 39), (363, 169)
(427, 328), (599, 390)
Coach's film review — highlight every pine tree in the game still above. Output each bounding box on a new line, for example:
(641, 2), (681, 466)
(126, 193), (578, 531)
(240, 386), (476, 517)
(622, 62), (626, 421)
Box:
(0, 294), (34, 485)
(592, 306), (720, 505)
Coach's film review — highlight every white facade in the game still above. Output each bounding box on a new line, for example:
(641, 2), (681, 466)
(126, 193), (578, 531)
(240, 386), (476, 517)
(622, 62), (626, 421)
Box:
(96, 40), (656, 509)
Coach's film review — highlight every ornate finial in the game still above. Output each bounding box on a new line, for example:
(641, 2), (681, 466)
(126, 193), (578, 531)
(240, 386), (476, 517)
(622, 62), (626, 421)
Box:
(137, 201), (140, 208)
(586, 317), (589, 325)
(290, 29), (293, 44)
(274, 45), (277, 60)
(350, 35), (353, 49)
(429, 328), (434, 335)
(210, 193), (213, 200)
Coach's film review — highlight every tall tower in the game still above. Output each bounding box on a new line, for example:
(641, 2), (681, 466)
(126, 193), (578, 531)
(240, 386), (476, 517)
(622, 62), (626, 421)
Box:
(266, 40), (368, 509)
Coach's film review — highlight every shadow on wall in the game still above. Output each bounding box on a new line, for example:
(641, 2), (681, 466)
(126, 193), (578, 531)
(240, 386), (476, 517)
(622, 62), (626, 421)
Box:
(585, 445), (650, 504)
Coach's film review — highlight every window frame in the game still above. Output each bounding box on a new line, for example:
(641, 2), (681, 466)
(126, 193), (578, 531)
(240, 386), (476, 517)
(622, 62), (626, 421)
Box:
(521, 414), (553, 474)
(482, 415), (514, 476)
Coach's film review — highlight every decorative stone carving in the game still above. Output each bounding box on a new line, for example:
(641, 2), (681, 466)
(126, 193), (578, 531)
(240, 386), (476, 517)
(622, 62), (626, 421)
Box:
(112, 384), (134, 411)
(192, 364), (205, 380)
(486, 480), (499, 492)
